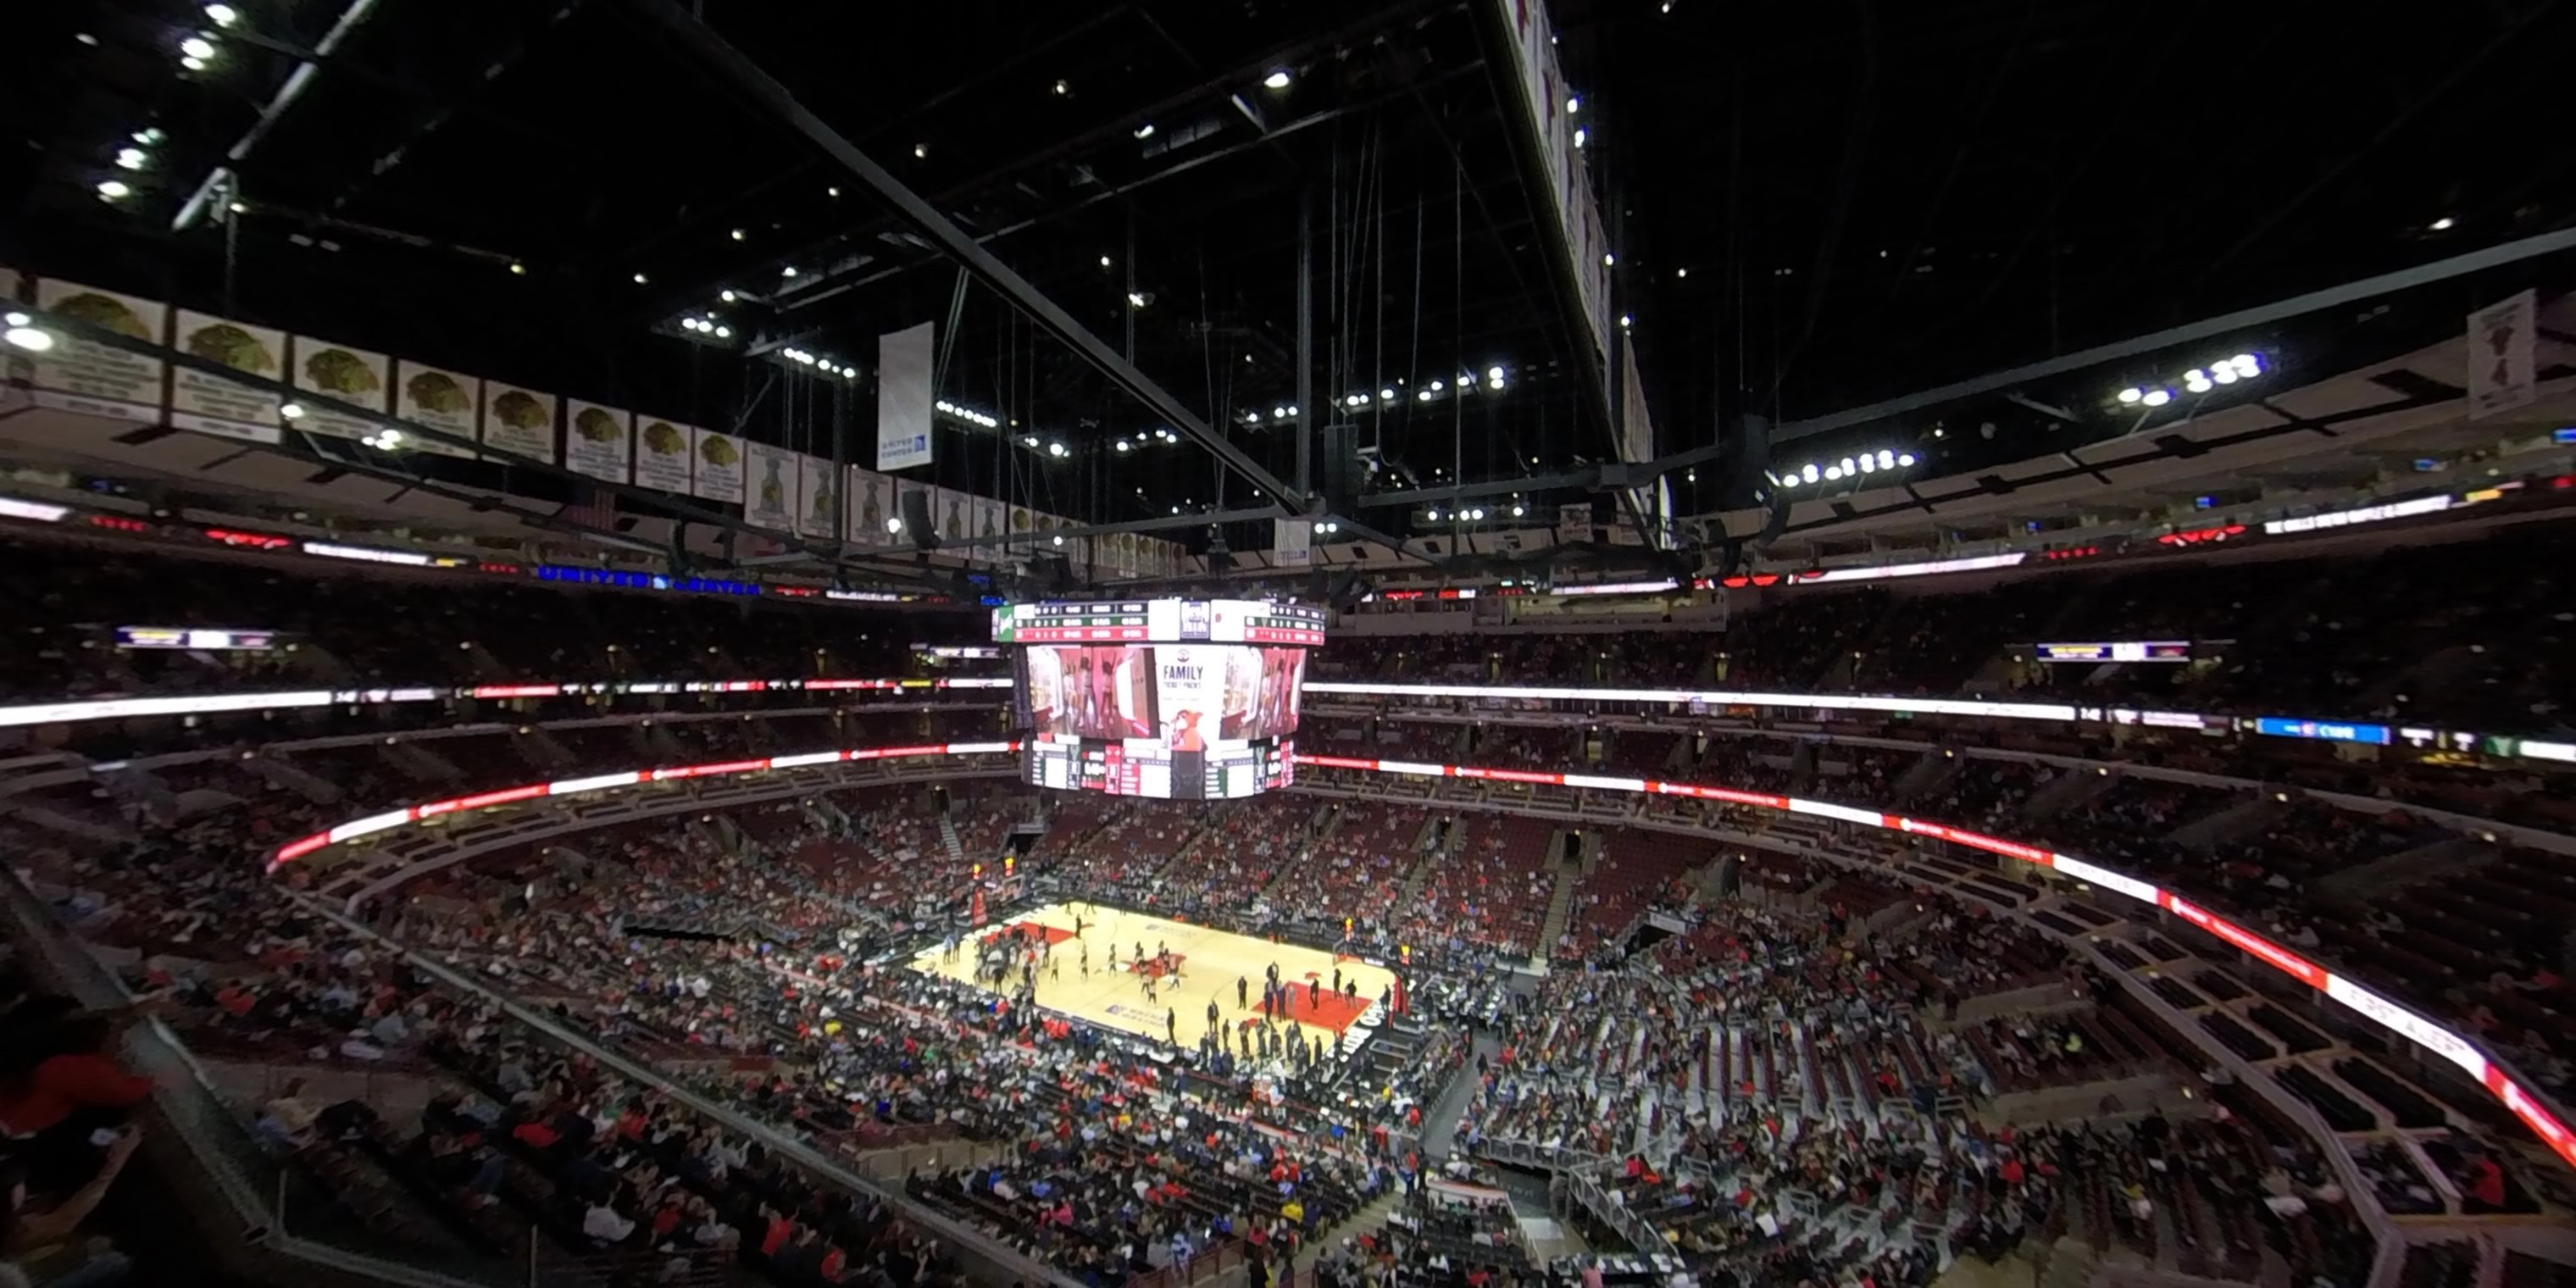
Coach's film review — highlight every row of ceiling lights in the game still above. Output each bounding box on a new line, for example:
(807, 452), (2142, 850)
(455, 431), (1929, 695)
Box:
(934, 399), (999, 430)
(779, 347), (856, 378)
(1423, 504), (1527, 523)
(1335, 367), (1512, 412)
(1777, 448), (1918, 488)
(2116, 353), (2263, 408)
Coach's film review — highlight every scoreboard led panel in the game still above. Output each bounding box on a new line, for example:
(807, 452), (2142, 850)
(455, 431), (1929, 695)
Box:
(998, 598), (1323, 799)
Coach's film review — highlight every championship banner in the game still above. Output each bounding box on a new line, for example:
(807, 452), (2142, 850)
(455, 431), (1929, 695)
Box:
(169, 310), (286, 444)
(393, 358), (482, 458)
(28, 279), (168, 423)
(875, 321), (934, 471)
(285, 336), (391, 443)
(691, 426), (745, 503)
(633, 418), (693, 493)
(793, 452), (836, 539)
(480, 380), (558, 462)
(2468, 289), (2535, 419)
(846, 465), (895, 547)
(742, 440), (796, 530)
(564, 400), (634, 484)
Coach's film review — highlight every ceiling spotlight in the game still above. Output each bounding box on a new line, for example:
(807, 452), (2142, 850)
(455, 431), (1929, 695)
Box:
(2117, 386), (2143, 404)
(2141, 389), (2173, 408)
(1511, 505), (1525, 517)
(1896, 452), (1917, 467)
(2429, 216), (2455, 231)
(886, 517), (903, 534)
(508, 262), (526, 275)
(2230, 353), (2262, 377)
(1824, 466), (1843, 481)
(1776, 475), (1798, 489)
(1052, 534), (1065, 547)
(180, 55), (207, 71)
(1602, 253), (1616, 267)
(279, 402), (305, 420)
(180, 35), (216, 60)
(1172, 507), (1181, 514)
(76, 31), (99, 45)
(1127, 291), (1147, 308)
(1801, 464), (1819, 482)
(1100, 255), (1113, 269)
(1567, 97), (1581, 115)
(1573, 128), (1587, 148)
(631, 272), (648, 285)
(114, 147), (147, 170)
(1246, 410), (1263, 423)
(1263, 69), (1292, 89)
(1426, 509), (1441, 521)
(1134, 124), (1156, 140)
(1487, 365), (1505, 382)
(1840, 458), (1855, 474)
(3, 325), (56, 353)
(376, 429), (403, 447)
(913, 142), (930, 158)
(1858, 454), (1875, 473)
(1676, 268), (1689, 279)
(1052, 80), (1069, 96)
(134, 129), (165, 146)
(729, 229), (745, 242)
(1876, 449), (1896, 469)
(1272, 406), (1287, 418)
(204, 3), (238, 25)
(713, 326), (730, 339)
(1021, 435), (1039, 447)
(1468, 508), (1485, 520)
(827, 186), (840, 197)
(781, 265), (799, 278)
(1115, 441), (1131, 452)
(2212, 364), (2239, 385)
(97, 179), (131, 200)
(1380, 388), (1396, 401)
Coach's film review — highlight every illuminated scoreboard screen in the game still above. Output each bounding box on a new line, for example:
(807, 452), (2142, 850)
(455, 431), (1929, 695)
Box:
(995, 599), (1325, 800)
(2033, 640), (2192, 663)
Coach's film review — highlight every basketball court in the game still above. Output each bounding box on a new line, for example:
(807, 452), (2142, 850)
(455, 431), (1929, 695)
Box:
(906, 899), (1400, 1061)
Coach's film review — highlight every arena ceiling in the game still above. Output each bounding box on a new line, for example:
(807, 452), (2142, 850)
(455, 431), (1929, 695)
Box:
(6, 0), (2575, 586)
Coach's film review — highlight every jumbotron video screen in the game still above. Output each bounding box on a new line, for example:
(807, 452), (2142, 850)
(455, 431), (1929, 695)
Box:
(994, 598), (1324, 799)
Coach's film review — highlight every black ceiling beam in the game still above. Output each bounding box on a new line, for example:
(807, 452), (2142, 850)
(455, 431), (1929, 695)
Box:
(625, 0), (1306, 516)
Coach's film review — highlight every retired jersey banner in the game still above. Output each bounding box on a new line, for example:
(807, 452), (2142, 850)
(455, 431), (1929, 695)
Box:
(875, 321), (934, 472)
(2468, 289), (2536, 419)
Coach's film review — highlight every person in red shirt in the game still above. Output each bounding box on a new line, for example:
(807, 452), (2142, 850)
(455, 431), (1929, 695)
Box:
(760, 1208), (796, 1257)
(0, 1016), (153, 1190)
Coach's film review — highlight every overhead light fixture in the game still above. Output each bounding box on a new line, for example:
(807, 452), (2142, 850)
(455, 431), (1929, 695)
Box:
(1511, 505), (1525, 516)
(203, 3), (238, 25)
(1271, 405), (1287, 418)
(1617, 313), (1629, 328)
(713, 326), (730, 339)
(134, 128), (165, 146)
(1380, 388), (1396, 401)
(2117, 386), (2143, 404)
(1426, 508), (1441, 521)
(1417, 390), (1433, 402)
(1876, 449), (1896, 469)
(1052, 79), (1069, 96)
(1115, 441), (1131, 452)
(2184, 369), (2214, 394)
(1896, 452), (1917, 467)
(1052, 534), (1065, 547)
(1567, 97), (1581, 114)
(631, 272), (648, 285)
(97, 180), (131, 200)
(827, 186), (840, 197)
(913, 142), (929, 158)
(114, 147), (147, 170)
(729, 229), (745, 242)
(1134, 124), (1156, 140)
(719, 289), (737, 303)
(780, 265), (798, 278)
(2229, 353), (2262, 377)
(1824, 466), (1843, 480)
(1263, 69), (1291, 89)
(1801, 464), (1819, 482)
(885, 517), (903, 534)
(2141, 389), (2173, 408)
(2429, 216), (2455, 231)
(1047, 441), (1067, 458)
(1100, 255), (1112, 269)
(1602, 253), (1615, 267)
(279, 402), (305, 420)
(180, 34), (216, 60)
(1021, 435), (1039, 447)
(1126, 291), (1147, 308)
(3, 325), (56, 353)
(508, 262), (526, 275)
(1573, 128), (1587, 148)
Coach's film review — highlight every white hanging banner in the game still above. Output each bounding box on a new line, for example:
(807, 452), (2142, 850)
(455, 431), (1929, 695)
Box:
(2467, 289), (2536, 419)
(29, 280), (168, 423)
(563, 401), (634, 483)
(875, 321), (935, 471)
(1274, 517), (1313, 567)
(743, 440), (796, 530)
(633, 419), (694, 493)
(794, 452), (837, 539)
(691, 427), (745, 503)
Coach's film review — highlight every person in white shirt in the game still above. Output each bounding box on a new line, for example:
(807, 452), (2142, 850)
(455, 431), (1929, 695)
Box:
(584, 1201), (636, 1244)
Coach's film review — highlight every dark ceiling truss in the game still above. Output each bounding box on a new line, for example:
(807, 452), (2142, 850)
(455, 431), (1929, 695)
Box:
(621, 0), (1428, 568)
